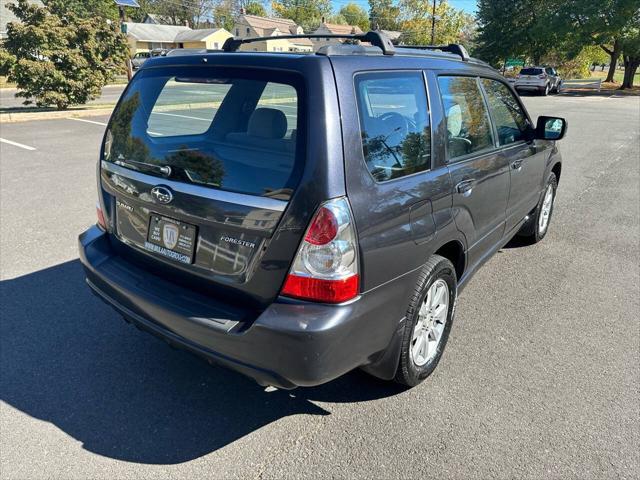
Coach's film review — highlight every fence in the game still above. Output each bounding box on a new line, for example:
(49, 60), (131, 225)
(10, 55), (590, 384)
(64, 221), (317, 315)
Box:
(558, 79), (602, 92)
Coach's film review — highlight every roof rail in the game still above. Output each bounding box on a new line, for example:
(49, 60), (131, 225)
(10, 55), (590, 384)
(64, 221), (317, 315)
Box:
(222, 31), (396, 55)
(396, 44), (469, 61)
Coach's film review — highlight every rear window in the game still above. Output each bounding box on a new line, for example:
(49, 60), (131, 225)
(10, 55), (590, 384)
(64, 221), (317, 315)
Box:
(104, 67), (304, 200)
(520, 68), (543, 75)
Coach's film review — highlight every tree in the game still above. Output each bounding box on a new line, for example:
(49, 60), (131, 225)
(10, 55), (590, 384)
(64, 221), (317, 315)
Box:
(339, 3), (370, 31)
(211, 0), (240, 31)
(3, 0), (129, 109)
(553, 0), (638, 83)
(620, 24), (640, 88)
(271, 0), (332, 32)
(399, 0), (475, 47)
(368, 0), (400, 31)
(245, 1), (267, 16)
(475, 0), (559, 65)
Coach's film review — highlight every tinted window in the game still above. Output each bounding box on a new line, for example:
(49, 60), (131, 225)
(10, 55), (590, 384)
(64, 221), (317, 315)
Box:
(520, 68), (543, 75)
(104, 67), (303, 199)
(355, 72), (430, 182)
(438, 76), (494, 159)
(481, 78), (529, 145)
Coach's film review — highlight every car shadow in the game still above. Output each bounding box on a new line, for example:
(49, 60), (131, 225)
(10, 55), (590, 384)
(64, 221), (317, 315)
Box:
(0, 260), (405, 464)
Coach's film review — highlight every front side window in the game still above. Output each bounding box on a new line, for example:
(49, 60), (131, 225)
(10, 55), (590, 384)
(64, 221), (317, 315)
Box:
(437, 76), (494, 160)
(355, 72), (431, 182)
(481, 78), (529, 146)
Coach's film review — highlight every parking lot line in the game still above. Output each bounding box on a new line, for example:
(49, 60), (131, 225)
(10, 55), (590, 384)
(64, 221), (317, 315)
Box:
(68, 118), (108, 126)
(152, 111), (211, 122)
(0, 137), (36, 151)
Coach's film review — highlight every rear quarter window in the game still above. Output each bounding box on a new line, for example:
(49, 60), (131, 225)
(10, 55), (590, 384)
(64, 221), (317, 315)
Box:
(354, 71), (431, 182)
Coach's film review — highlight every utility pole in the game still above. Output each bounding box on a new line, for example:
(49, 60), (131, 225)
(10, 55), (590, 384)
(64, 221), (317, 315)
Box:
(114, 0), (140, 81)
(430, 0), (436, 44)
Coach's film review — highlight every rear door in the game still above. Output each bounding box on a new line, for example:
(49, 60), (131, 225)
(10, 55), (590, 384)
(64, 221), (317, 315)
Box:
(437, 75), (510, 268)
(479, 78), (546, 233)
(100, 64), (323, 309)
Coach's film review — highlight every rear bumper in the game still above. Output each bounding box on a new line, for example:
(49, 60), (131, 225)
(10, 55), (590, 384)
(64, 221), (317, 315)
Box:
(515, 83), (546, 91)
(79, 226), (406, 388)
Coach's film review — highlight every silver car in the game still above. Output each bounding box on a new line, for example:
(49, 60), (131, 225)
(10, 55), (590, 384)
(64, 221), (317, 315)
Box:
(515, 67), (561, 95)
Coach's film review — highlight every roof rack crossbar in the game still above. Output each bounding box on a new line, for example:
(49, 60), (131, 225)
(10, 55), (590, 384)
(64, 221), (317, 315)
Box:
(396, 44), (469, 61)
(222, 31), (396, 55)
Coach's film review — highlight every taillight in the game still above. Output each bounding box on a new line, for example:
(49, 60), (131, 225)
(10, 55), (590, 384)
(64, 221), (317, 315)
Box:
(516, 74), (521, 78)
(538, 74), (547, 79)
(96, 202), (107, 230)
(281, 197), (359, 303)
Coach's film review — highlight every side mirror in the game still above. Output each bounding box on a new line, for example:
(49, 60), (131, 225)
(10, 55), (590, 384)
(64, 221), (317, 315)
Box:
(535, 116), (567, 140)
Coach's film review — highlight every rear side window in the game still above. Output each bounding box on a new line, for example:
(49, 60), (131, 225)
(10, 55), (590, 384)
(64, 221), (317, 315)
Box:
(480, 78), (529, 145)
(355, 72), (431, 182)
(520, 68), (543, 75)
(104, 67), (303, 200)
(437, 76), (494, 159)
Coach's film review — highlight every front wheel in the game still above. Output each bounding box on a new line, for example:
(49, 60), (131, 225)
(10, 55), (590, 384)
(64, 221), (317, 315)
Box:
(394, 255), (457, 387)
(518, 173), (558, 243)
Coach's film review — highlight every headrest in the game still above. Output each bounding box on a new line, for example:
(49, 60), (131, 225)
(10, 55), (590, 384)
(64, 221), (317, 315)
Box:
(248, 108), (287, 139)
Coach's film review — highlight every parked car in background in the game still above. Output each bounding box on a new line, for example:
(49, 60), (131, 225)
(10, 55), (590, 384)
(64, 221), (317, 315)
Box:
(132, 49), (169, 70)
(80, 33), (567, 389)
(131, 51), (150, 70)
(515, 67), (562, 95)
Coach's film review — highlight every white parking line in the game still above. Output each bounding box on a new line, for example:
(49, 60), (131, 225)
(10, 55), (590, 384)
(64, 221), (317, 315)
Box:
(68, 117), (108, 126)
(0, 137), (36, 151)
(152, 111), (211, 122)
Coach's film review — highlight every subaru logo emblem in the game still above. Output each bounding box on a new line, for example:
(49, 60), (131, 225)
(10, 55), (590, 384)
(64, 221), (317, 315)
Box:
(151, 186), (173, 204)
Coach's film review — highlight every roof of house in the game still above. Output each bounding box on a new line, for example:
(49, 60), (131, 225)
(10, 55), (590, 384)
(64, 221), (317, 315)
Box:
(238, 14), (300, 35)
(124, 22), (191, 42)
(175, 28), (229, 42)
(316, 22), (364, 35)
(380, 29), (403, 40)
(1, 0), (43, 39)
(143, 13), (177, 25)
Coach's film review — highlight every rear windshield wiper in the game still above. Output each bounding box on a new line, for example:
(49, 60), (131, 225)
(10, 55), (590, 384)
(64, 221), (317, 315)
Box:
(115, 158), (171, 177)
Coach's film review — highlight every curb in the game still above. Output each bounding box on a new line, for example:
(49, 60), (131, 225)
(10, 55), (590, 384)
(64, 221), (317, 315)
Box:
(0, 106), (115, 123)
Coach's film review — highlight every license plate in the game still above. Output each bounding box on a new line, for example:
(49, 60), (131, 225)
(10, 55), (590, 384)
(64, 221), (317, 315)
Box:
(145, 214), (197, 264)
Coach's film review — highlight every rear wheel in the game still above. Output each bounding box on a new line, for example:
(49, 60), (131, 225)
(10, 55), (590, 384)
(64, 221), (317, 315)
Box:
(394, 255), (457, 387)
(542, 83), (550, 96)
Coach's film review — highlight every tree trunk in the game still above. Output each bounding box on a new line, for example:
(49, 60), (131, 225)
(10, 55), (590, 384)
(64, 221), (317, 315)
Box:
(603, 38), (621, 83)
(621, 56), (640, 89)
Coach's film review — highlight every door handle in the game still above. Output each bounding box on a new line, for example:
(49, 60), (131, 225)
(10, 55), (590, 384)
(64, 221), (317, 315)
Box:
(511, 159), (524, 170)
(456, 179), (474, 196)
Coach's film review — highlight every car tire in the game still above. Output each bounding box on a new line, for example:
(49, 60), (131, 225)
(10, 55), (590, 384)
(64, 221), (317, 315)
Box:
(394, 255), (457, 387)
(518, 173), (558, 243)
(542, 83), (550, 96)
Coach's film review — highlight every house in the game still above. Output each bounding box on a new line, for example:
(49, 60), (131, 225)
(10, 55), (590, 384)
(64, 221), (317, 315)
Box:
(124, 23), (190, 52)
(311, 20), (364, 48)
(380, 29), (403, 44)
(232, 14), (313, 52)
(124, 22), (232, 53)
(1, 0), (42, 41)
(143, 13), (177, 25)
(175, 28), (233, 50)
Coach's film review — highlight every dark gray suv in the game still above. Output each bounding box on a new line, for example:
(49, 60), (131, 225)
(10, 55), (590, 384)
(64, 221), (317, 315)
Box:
(79, 32), (566, 389)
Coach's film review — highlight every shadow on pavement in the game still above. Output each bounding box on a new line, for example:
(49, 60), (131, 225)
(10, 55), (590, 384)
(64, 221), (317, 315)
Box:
(0, 260), (405, 464)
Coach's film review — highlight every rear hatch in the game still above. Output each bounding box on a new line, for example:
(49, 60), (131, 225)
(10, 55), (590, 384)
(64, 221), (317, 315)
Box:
(100, 64), (308, 312)
(517, 67), (544, 86)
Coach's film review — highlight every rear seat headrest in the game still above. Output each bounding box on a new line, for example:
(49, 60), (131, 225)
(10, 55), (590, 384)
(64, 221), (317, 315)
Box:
(248, 108), (287, 139)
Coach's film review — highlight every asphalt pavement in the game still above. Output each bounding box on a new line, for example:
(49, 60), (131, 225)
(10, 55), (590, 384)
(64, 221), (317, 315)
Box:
(1, 93), (639, 479)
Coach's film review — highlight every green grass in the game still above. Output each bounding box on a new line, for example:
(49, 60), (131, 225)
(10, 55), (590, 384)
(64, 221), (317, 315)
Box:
(590, 69), (640, 84)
